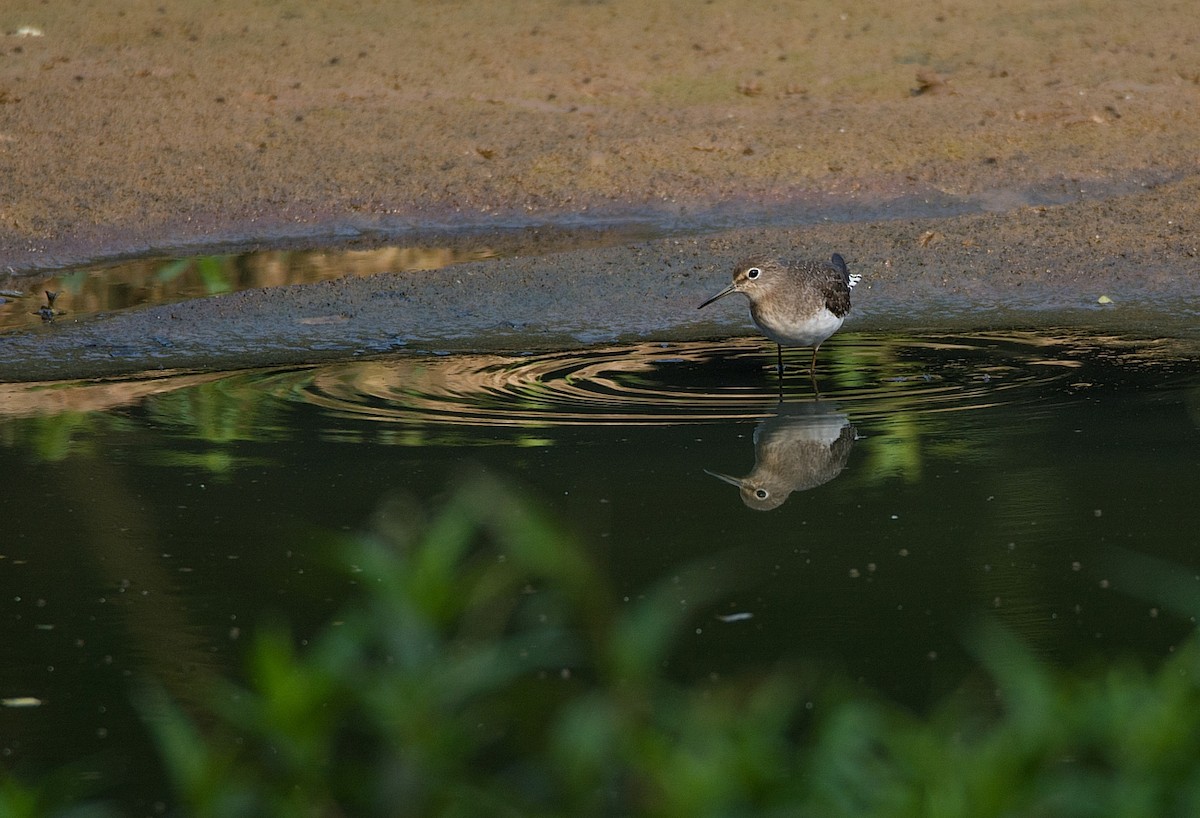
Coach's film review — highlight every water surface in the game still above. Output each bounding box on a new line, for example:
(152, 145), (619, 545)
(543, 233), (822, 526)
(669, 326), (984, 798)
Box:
(2, 330), (1198, 807)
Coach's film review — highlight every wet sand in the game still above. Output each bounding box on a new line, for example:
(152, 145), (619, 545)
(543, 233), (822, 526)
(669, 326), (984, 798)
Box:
(1, 0), (1198, 381)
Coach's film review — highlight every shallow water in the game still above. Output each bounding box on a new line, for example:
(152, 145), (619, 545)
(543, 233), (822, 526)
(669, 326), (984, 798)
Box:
(2, 330), (1199, 806)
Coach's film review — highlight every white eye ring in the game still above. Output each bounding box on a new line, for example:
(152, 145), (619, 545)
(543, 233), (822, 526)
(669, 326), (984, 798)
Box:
(746, 267), (762, 280)
(755, 488), (769, 500)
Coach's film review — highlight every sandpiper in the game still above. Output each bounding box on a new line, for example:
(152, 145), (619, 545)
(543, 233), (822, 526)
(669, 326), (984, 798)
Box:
(706, 401), (857, 511)
(698, 254), (861, 376)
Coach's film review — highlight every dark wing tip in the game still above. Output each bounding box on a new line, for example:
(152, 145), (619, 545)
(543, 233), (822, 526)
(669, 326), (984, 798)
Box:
(830, 253), (848, 274)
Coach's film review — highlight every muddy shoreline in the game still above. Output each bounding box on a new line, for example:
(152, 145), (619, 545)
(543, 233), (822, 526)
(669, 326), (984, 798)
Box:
(4, 172), (1199, 384)
(1, 1), (1198, 382)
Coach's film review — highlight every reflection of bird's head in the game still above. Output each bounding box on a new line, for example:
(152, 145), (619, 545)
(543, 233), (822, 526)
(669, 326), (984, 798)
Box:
(705, 469), (790, 512)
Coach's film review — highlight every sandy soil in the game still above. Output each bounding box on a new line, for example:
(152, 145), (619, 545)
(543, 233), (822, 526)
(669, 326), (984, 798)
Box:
(1, 0), (1198, 381)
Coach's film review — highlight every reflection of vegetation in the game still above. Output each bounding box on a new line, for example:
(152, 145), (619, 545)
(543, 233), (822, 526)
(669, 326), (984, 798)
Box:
(826, 333), (1081, 485)
(141, 377), (292, 477)
(0, 375), (279, 474)
(7, 476), (1200, 816)
(828, 336), (928, 483)
(145, 377), (287, 444)
(0, 373), (296, 473)
(864, 411), (925, 482)
(54, 270), (89, 296)
(156, 255), (235, 295)
(0, 412), (116, 463)
(1, 244), (503, 332)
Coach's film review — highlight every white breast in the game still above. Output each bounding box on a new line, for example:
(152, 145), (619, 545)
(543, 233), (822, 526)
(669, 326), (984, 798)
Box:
(754, 307), (845, 348)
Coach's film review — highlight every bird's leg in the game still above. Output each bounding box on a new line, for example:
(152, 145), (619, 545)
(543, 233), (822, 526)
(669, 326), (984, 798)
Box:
(808, 345), (821, 397)
(776, 343), (784, 377)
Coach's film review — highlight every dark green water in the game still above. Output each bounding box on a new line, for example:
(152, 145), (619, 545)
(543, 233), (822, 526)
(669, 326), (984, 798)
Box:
(2, 330), (1199, 808)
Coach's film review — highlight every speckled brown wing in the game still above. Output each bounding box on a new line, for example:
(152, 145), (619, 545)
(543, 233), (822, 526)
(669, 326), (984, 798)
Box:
(821, 256), (854, 318)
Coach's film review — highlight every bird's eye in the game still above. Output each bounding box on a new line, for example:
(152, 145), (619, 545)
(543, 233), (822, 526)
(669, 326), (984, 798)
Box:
(755, 488), (769, 500)
(746, 267), (762, 280)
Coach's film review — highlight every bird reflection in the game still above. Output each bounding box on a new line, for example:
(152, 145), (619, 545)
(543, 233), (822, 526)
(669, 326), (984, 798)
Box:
(36, 291), (63, 323)
(707, 401), (857, 511)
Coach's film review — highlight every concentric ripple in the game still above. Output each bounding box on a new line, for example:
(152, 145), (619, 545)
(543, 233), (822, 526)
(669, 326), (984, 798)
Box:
(274, 332), (1111, 429)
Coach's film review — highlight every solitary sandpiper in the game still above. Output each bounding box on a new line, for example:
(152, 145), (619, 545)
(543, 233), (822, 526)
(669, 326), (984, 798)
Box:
(698, 253), (861, 377)
(705, 401), (857, 511)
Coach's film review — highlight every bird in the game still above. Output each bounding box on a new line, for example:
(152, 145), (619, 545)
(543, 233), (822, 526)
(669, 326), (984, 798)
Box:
(706, 402), (857, 511)
(698, 253), (860, 378)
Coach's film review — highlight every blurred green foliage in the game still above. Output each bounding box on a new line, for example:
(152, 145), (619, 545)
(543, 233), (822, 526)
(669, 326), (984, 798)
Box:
(6, 475), (1200, 817)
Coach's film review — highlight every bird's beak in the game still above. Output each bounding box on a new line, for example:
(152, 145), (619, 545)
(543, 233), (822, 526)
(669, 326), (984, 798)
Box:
(698, 283), (737, 310)
(704, 469), (743, 488)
